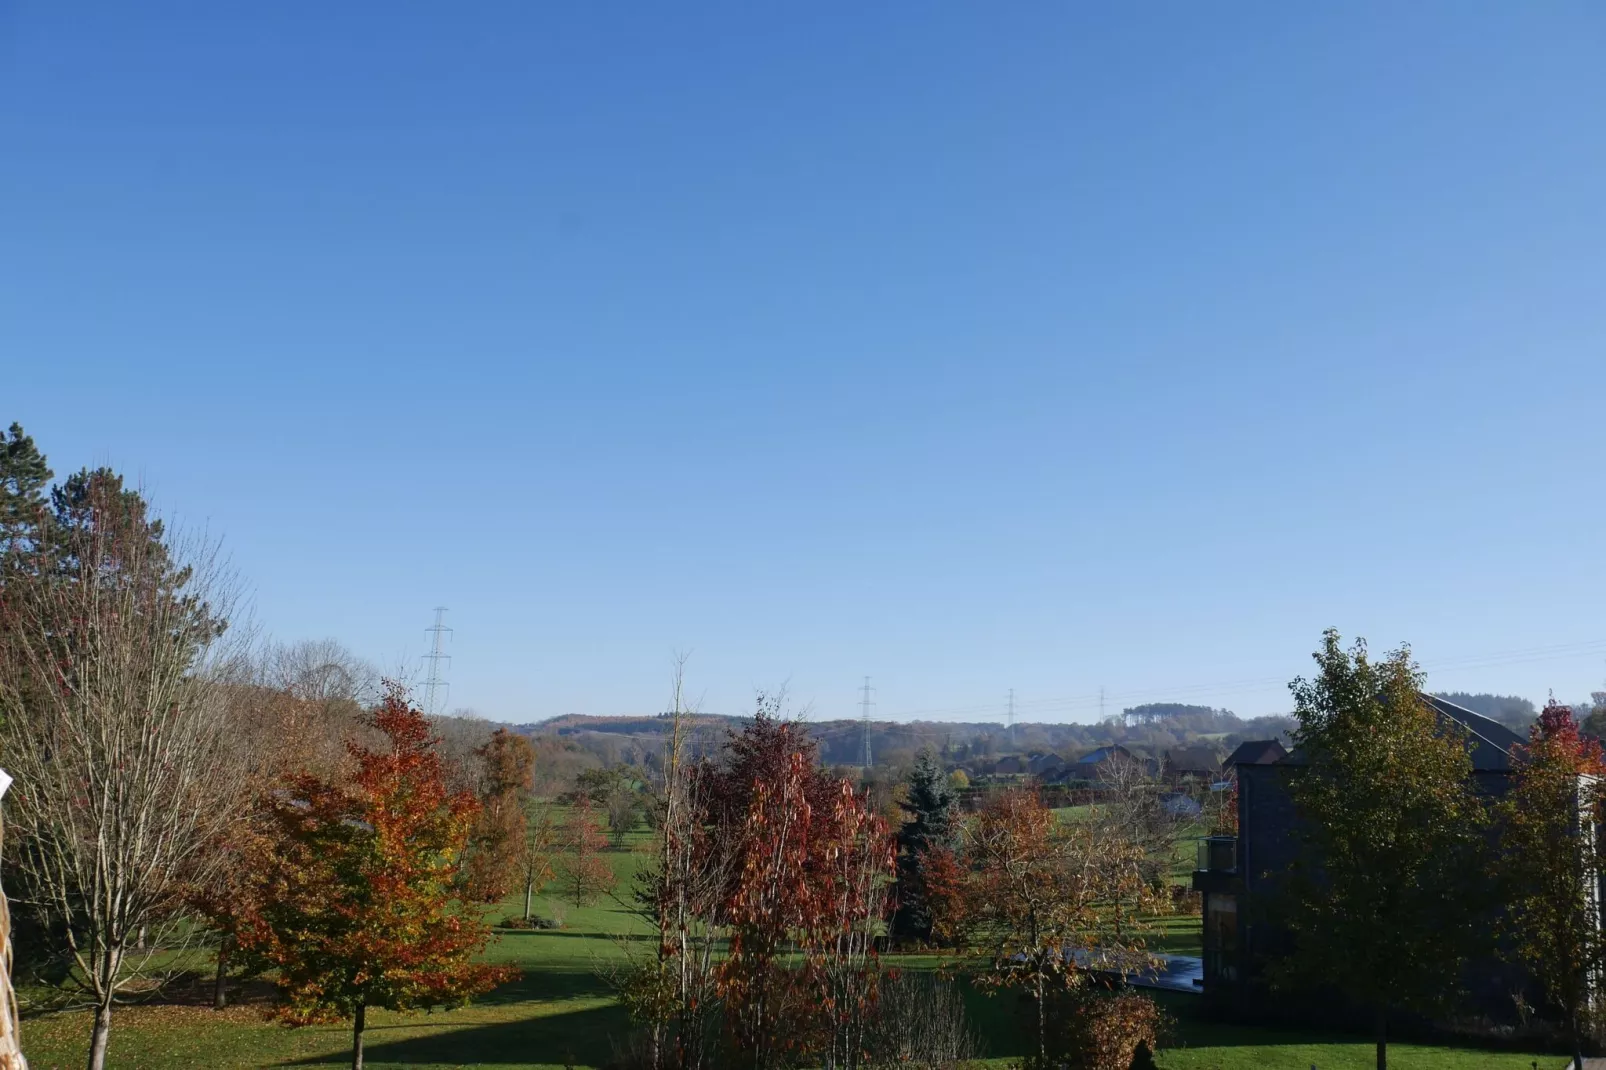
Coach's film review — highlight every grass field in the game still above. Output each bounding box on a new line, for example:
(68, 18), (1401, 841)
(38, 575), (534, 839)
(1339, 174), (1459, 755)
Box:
(18, 829), (1563, 1069)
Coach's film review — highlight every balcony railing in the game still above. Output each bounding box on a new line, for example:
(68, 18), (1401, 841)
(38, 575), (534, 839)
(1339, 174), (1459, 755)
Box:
(1197, 835), (1237, 873)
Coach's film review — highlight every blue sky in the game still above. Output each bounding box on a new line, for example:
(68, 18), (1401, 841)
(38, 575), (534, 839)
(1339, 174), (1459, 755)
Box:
(4, 3), (1604, 724)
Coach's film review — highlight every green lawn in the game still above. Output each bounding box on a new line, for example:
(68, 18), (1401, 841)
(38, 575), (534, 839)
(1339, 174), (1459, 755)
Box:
(18, 830), (1561, 1069)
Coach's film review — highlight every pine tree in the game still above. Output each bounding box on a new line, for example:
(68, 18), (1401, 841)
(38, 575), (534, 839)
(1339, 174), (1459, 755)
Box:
(0, 422), (51, 562)
(894, 748), (957, 942)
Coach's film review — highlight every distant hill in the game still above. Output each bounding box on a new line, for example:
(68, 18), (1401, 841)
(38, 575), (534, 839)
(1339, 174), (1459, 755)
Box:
(521, 712), (738, 736)
(511, 708), (1297, 774)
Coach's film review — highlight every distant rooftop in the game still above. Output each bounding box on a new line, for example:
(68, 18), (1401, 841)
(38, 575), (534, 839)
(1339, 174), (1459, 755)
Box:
(1225, 739), (1287, 767)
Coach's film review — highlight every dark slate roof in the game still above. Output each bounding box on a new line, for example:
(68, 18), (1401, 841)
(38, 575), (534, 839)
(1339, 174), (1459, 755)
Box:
(1075, 744), (1132, 766)
(1225, 739), (1288, 767)
(1166, 744), (1223, 772)
(1027, 752), (1067, 775)
(1425, 694), (1523, 771)
(1277, 694), (1522, 772)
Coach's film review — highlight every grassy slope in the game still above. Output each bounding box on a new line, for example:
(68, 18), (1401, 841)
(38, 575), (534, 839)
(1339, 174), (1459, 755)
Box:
(20, 827), (1559, 1069)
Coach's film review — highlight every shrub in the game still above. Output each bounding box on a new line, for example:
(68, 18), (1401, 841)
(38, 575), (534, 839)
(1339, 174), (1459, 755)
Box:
(867, 973), (982, 1068)
(1169, 885), (1201, 912)
(1029, 990), (1166, 1070)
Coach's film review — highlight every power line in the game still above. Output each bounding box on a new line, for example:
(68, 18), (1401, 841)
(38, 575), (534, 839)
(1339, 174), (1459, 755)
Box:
(422, 607), (452, 716)
(1006, 688), (1015, 746)
(862, 638), (1606, 724)
(679, 638), (1606, 728)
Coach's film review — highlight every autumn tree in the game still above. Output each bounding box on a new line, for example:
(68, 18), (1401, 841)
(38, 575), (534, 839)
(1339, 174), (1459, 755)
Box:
(814, 778), (895, 1069)
(559, 794), (616, 906)
(1278, 630), (1487, 1070)
(915, 844), (970, 950)
(520, 801), (559, 922)
(463, 728), (534, 902)
(1204, 768), (1238, 836)
(194, 650), (380, 1011)
(1093, 750), (1182, 887)
(629, 662), (729, 1070)
(189, 805), (278, 1011)
(964, 788), (1158, 1066)
(238, 685), (514, 1070)
(720, 747), (827, 1066)
(628, 687), (893, 1070)
(0, 463), (241, 1070)
(1497, 700), (1605, 1069)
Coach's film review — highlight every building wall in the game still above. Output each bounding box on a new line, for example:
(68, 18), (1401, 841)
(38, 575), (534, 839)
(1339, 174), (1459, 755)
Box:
(1220, 763), (1533, 1026)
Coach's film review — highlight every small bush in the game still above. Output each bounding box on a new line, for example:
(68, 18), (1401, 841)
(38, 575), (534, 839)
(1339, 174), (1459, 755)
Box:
(1029, 990), (1166, 1070)
(867, 972), (982, 1068)
(500, 914), (564, 930)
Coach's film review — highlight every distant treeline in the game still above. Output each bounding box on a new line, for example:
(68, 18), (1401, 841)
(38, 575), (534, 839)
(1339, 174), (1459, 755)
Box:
(500, 692), (1581, 778)
(500, 704), (1296, 776)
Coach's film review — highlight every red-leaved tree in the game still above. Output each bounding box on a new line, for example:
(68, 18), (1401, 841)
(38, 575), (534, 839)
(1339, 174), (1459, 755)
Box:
(238, 684), (515, 1070)
(633, 695), (895, 1070)
(711, 707), (895, 1069)
(559, 794), (616, 906)
(916, 844), (969, 950)
(721, 747), (825, 1066)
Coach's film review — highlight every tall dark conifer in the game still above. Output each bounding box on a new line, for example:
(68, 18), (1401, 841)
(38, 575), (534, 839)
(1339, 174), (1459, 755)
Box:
(894, 748), (958, 942)
(0, 422), (52, 563)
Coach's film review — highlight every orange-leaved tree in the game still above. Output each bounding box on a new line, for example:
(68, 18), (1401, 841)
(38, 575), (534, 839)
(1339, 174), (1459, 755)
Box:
(917, 844), (969, 949)
(1498, 699), (1606, 1070)
(519, 800), (559, 922)
(238, 684), (515, 1070)
(965, 787), (1158, 1068)
(463, 727), (535, 902)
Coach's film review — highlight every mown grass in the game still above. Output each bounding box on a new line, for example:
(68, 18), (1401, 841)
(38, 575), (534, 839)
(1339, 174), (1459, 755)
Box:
(19, 824), (1561, 1069)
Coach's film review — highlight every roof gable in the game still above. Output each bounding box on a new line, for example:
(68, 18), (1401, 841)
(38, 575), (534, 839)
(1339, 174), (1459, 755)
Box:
(1226, 739), (1288, 767)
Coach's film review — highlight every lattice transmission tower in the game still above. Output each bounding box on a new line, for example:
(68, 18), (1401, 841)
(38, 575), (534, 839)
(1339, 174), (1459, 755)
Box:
(422, 607), (452, 716)
(859, 676), (876, 771)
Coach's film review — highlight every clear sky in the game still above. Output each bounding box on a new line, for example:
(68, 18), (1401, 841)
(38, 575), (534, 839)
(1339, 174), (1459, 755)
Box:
(3, 3), (1604, 724)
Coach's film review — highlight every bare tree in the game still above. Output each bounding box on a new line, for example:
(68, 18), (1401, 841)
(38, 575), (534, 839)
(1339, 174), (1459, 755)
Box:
(0, 474), (243, 1070)
(264, 637), (378, 706)
(626, 655), (730, 1070)
(0, 798), (27, 1070)
(1094, 751), (1184, 887)
(429, 710), (499, 797)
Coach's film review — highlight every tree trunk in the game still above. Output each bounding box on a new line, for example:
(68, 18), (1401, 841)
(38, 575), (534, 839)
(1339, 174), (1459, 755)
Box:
(1374, 1007), (1386, 1070)
(1571, 1015), (1585, 1070)
(1036, 966), (1047, 1067)
(86, 1003), (112, 1070)
(213, 934), (231, 1010)
(524, 880), (533, 921)
(352, 1001), (366, 1070)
